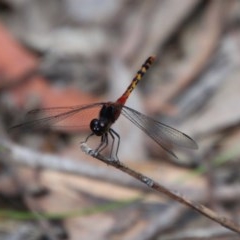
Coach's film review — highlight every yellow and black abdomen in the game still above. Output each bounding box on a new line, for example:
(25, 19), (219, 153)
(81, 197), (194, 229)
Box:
(116, 56), (155, 105)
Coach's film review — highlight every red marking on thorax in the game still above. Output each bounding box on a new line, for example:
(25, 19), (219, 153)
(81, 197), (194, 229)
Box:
(116, 95), (128, 105)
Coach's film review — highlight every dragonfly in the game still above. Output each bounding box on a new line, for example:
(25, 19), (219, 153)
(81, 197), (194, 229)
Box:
(11, 56), (198, 159)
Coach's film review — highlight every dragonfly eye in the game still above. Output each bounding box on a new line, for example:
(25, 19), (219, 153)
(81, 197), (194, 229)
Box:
(90, 119), (107, 136)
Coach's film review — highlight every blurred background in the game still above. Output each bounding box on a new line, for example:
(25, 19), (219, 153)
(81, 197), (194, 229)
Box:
(0, 0), (240, 239)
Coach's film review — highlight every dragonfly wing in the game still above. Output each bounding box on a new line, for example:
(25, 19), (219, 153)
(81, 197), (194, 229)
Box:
(10, 102), (105, 132)
(121, 106), (198, 157)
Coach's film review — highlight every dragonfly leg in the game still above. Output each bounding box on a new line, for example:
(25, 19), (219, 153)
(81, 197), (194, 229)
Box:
(95, 132), (109, 154)
(109, 128), (120, 161)
(83, 132), (95, 143)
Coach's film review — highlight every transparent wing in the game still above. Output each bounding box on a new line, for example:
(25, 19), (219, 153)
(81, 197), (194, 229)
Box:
(10, 102), (105, 132)
(121, 106), (198, 158)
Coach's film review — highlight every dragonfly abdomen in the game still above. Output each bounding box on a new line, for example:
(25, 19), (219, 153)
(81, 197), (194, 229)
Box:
(117, 56), (155, 105)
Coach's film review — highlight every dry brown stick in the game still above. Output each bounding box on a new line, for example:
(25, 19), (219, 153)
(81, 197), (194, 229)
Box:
(0, 139), (151, 190)
(3, 138), (240, 202)
(80, 142), (240, 234)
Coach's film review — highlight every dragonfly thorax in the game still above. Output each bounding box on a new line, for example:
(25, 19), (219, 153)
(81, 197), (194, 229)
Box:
(90, 103), (121, 136)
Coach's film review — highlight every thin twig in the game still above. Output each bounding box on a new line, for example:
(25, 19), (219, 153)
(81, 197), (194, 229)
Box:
(80, 142), (240, 234)
(0, 139), (143, 189)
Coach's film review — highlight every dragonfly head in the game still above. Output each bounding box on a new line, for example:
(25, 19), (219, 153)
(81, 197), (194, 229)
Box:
(90, 118), (109, 136)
